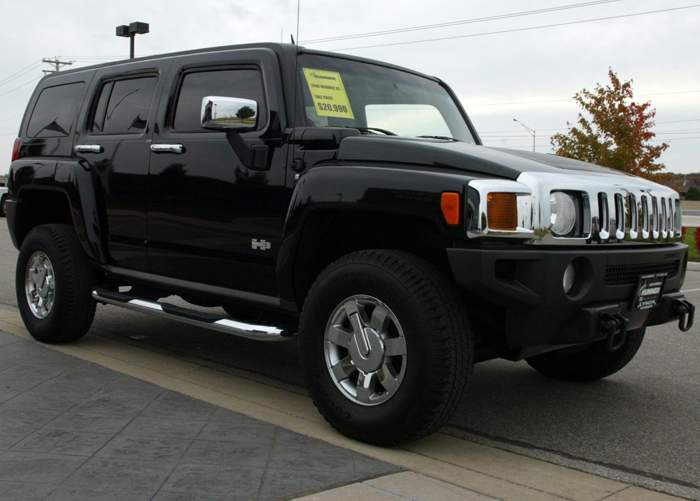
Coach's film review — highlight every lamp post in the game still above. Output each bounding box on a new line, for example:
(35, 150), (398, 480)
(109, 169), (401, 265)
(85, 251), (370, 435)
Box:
(116, 22), (149, 59)
(513, 119), (536, 152)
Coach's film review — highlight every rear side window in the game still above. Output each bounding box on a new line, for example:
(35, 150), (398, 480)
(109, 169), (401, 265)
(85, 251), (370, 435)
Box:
(91, 76), (157, 134)
(173, 69), (266, 131)
(27, 82), (85, 138)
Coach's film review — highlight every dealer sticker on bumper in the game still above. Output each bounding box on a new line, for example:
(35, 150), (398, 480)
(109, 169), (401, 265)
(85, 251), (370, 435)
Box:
(633, 273), (667, 310)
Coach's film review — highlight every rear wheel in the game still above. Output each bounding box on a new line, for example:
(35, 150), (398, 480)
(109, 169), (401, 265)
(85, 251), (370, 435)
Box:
(526, 328), (646, 382)
(300, 250), (473, 445)
(16, 224), (96, 344)
(0, 196), (6, 217)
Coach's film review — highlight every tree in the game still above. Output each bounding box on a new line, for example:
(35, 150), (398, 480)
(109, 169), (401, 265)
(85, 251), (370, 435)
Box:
(236, 106), (255, 119)
(551, 69), (669, 181)
(686, 186), (700, 200)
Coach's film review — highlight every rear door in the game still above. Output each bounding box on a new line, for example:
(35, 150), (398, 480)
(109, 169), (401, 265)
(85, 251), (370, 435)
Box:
(75, 59), (172, 270)
(147, 49), (289, 295)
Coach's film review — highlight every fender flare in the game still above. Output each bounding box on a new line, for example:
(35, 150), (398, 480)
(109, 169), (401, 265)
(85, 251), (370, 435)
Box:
(276, 164), (472, 302)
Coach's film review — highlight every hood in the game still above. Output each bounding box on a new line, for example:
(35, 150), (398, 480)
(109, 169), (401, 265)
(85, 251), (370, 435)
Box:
(336, 136), (631, 180)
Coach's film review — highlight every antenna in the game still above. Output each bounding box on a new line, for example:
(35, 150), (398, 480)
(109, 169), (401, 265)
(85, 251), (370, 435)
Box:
(296, 0), (301, 45)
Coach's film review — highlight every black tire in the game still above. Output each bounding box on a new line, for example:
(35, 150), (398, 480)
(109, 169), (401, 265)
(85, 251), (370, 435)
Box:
(16, 224), (96, 344)
(0, 196), (6, 217)
(526, 328), (646, 382)
(299, 250), (473, 446)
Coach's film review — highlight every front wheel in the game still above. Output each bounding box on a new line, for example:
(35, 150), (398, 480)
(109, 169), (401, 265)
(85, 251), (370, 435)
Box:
(299, 250), (473, 445)
(16, 224), (96, 344)
(526, 328), (646, 382)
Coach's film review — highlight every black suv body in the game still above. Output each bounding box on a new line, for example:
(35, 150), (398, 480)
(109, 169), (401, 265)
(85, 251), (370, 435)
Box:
(6, 43), (695, 445)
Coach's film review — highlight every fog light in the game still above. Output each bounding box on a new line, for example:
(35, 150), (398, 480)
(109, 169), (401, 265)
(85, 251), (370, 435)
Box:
(563, 262), (576, 294)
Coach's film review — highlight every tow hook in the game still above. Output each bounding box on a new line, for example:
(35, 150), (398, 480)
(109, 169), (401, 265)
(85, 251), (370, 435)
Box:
(600, 313), (629, 351)
(672, 299), (695, 332)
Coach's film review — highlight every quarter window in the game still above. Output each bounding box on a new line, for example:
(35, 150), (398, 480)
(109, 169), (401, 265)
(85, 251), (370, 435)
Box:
(173, 69), (266, 131)
(92, 77), (157, 134)
(27, 82), (85, 138)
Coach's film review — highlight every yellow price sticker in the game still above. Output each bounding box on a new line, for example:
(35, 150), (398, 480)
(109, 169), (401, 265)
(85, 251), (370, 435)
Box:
(302, 68), (354, 119)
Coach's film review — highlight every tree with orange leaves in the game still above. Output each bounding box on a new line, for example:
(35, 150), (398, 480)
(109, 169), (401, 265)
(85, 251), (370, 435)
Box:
(551, 69), (669, 181)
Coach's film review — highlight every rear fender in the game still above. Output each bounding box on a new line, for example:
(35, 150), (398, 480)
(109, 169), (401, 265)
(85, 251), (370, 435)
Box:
(9, 159), (108, 262)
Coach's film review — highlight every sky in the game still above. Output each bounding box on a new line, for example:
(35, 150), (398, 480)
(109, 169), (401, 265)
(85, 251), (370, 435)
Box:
(1, 0), (699, 175)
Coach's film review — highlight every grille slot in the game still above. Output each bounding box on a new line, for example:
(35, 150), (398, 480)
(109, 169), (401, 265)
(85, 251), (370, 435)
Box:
(605, 261), (679, 286)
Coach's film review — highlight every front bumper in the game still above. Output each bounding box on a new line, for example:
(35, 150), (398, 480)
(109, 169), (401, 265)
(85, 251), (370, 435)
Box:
(448, 243), (690, 353)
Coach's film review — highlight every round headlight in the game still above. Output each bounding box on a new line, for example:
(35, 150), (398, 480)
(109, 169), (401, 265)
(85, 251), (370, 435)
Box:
(550, 192), (576, 236)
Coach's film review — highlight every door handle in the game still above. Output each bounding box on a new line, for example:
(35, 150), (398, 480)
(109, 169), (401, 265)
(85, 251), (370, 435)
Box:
(75, 144), (103, 153)
(151, 144), (184, 154)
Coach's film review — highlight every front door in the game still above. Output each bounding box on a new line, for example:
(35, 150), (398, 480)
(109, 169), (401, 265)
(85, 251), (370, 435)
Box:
(147, 50), (289, 295)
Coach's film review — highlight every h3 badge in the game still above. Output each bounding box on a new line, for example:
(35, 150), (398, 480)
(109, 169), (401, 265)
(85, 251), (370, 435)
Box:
(252, 239), (271, 251)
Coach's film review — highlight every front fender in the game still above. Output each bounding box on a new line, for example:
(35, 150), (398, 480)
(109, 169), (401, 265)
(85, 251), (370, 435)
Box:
(276, 163), (475, 302)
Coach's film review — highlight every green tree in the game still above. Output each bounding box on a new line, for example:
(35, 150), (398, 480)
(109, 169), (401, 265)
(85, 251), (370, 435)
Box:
(686, 186), (700, 200)
(551, 69), (669, 181)
(236, 106), (255, 119)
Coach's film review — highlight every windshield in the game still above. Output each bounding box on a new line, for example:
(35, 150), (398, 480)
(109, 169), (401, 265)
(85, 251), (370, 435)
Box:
(298, 54), (476, 143)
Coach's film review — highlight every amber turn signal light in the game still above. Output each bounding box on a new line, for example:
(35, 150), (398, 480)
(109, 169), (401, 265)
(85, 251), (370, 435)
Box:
(441, 192), (460, 226)
(487, 193), (517, 231)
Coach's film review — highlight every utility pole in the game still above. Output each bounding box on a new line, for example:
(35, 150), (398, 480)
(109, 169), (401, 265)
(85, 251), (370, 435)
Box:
(42, 57), (73, 75)
(513, 119), (536, 152)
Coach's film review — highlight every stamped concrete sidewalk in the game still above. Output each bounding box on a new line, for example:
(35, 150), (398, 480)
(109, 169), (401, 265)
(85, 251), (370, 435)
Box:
(0, 330), (406, 500)
(0, 306), (689, 501)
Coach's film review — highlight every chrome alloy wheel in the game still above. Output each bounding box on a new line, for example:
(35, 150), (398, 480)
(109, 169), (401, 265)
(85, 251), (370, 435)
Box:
(25, 252), (56, 319)
(324, 295), (407, 406)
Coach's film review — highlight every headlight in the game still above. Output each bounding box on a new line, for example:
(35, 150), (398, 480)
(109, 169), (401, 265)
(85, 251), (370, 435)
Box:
(550, 191), (576, 236)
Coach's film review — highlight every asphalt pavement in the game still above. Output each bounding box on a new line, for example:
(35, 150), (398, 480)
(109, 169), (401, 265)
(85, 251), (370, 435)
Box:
(1, 222), (699, 500)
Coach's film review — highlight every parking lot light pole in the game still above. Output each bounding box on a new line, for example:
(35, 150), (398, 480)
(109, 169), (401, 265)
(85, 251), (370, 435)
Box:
(116, 22), (149, 59)
(513, 118), (536, 152)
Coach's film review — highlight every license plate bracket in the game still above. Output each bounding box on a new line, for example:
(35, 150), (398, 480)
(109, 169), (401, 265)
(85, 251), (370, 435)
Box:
(632, 273), (666, 310)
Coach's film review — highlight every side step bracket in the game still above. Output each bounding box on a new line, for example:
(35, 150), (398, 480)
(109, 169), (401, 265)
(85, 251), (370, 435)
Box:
(92, 287), (295, 341)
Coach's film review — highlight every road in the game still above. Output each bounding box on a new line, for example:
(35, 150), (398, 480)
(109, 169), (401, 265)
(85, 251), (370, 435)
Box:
(1, 222), (699, 499)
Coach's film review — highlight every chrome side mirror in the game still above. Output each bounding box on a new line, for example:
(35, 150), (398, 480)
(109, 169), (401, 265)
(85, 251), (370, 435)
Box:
(201, 96), (258, 132)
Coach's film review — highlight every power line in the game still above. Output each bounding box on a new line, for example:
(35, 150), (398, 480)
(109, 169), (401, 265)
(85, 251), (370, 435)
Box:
(0, 76), (42, 99)
(0, 60), (43, 88)
(330, 5), (700, 52)
(464, 89), (700, 108)
(0, 114), (23, 125)
(657, 118), (700, 124)
(303, 0), (624, 44)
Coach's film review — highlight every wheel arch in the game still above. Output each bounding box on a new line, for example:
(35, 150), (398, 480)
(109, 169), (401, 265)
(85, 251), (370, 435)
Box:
(286, 207), (456, 309)
(9, 161), (109, 263)
(277, 164), (469, 308)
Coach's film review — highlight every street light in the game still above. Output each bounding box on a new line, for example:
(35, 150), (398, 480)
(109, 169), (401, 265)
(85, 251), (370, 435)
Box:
(513, 119), (536, 152)
(116, 22), (149, 59)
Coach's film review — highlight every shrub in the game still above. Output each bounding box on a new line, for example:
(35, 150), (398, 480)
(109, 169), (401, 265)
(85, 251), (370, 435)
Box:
(685, 186), (700, 200)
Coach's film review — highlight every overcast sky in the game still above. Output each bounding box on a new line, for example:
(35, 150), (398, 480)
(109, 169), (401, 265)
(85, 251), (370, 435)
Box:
(1, 0), (699, 175)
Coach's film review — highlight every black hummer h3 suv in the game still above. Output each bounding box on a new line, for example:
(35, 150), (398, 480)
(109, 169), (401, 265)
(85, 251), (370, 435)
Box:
(6, 43), (695, 445)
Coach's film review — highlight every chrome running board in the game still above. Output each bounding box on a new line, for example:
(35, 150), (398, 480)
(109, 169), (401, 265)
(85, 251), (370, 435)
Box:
(92, 287), (295, 341)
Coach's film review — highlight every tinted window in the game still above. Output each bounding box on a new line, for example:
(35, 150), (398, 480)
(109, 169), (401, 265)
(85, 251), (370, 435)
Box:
(173, 69), (266, 131)
(91, 82), (113, 133)
(93, 77), (156, 134)
(27, 82), (85, 138)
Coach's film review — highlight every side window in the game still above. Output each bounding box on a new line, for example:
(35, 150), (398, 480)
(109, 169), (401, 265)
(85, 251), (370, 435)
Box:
(91, 76), (156, 134)
(173, 69), (266, 132)
(27, 82), (85, 138)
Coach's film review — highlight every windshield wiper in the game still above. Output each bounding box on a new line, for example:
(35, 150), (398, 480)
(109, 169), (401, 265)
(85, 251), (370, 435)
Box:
(416, 135), (459, 141)
(343, 126), (397, 136)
